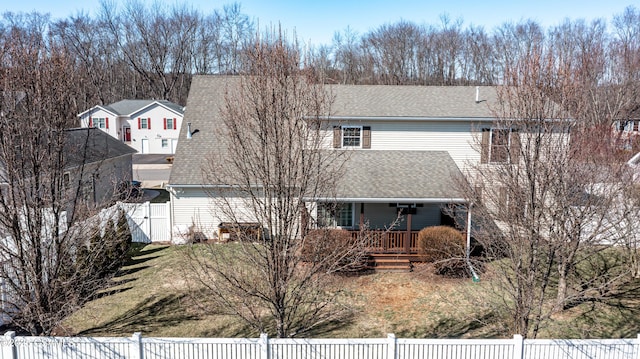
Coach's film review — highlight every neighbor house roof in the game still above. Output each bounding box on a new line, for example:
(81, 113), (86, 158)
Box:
(169, 75), (494, 187)
(64, 127), (136, 168)
(77, 100), (184, 118)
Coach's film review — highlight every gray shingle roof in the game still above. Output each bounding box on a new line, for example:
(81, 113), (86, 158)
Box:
(334, 150), (464, 200)
(64, 128), (136, 167)
(169, 75), (491, 192)
(329, 85), (497, 118)
(169, 76), (236, 185)
(84, 100), (184, 117)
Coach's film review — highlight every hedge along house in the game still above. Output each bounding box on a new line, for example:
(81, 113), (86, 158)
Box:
(167, 76), (503, 253)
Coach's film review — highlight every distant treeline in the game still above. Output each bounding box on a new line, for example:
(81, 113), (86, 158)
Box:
(0, 1), (638, 117)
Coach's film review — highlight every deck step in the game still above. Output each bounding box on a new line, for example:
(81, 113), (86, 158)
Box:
(369, 257), (413, 272)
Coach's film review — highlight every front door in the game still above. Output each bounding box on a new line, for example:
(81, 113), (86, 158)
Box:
(141, 139), (149, 154)
(124, 127), (131, 142)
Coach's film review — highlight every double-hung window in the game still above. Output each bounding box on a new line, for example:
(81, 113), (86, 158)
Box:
(333, 125), (371, 149)
(95, 118), (106, 129)
(481, 128), (520, 164)
(139, 118), (150, 130)
(90, 117), (108, 129)
(342, 126), (361, 147)
(490, 129), (510, 163)
(165, 118), (175, 130)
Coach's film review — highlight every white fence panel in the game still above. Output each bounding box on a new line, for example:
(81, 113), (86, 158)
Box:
(121, 202), (170, 243)
(5, 335), (133, 359)
(270, 338), (388, 359)
(148, 202), (170, 242)
(2, 332), (640, 359)
(524, 339), (639, 359)
(142, 337), (261, 359)
(397, 338), (515, 359)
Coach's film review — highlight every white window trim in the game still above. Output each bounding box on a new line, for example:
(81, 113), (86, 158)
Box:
(342, 126), (363, 148)
(140, 118), (149, 129)
(93, 118), (106, 129)
(166, 118), (175, 130)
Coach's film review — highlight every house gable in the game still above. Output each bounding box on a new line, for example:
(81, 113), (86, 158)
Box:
(78, 99), (184, 155)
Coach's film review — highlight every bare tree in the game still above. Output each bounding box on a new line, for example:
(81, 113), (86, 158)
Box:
(465, 46), (640, 338)
(185, 33), (367, 338)
(0, 15), (132, 335)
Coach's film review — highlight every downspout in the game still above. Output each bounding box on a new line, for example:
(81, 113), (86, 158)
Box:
(466, 204), (480, 282)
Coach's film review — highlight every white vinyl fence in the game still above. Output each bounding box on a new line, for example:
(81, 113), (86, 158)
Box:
(0, 332), (638, 359)
(120, 202), (171, 243)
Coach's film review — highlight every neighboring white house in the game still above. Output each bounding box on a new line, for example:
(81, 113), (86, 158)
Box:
(78, 99), (184, 154)
(166, 76), (507, 246)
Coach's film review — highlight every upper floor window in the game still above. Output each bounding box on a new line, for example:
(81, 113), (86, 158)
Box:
(165, 118), (175, 130)
(481, 128), (520, 164)
(90, 117), (108, 129)
(139, 118), (150, 130)
(342, 126), (361, 147)
(333, 125), (371, 149)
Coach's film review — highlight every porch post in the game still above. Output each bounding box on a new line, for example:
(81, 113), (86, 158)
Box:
(299, 202), (309, 237)
(405, 212), (412, 254)
(359, 203), (365, 230)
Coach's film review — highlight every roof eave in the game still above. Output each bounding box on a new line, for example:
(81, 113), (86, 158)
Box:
(318, 116), (496, 122)
(77, 105), (118, 118)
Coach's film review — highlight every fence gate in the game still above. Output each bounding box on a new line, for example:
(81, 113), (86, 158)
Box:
(121, 201), (171, 243)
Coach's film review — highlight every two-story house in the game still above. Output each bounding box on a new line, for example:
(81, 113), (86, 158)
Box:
(78, 99), (184, 154)
(167, 76), (505, 249)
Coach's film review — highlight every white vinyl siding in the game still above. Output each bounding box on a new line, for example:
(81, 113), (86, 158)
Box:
(170, 188), (260, 239)
(323, 120), (483, 172)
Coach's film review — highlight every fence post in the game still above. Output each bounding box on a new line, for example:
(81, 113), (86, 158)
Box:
(132, 332), (143, 359)
(165, 201), (172, 243)
(260, 333), (269, 359)
(2, 331), (16, 359)
(512, 334), (524, 359)
(387, 333), (397, 359)
(144, 202), (151, 239)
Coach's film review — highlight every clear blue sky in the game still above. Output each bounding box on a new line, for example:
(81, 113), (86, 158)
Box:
(3, 0), (636, 46)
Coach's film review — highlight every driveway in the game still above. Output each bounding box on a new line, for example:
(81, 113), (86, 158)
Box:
(133, 154), (173, 188)
(133, 154), (173, 164)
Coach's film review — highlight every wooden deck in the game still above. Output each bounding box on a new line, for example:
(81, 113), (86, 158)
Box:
(349, 230), (421, 255)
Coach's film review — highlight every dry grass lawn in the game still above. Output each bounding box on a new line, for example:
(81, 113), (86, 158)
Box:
(61, 244), (640, 339)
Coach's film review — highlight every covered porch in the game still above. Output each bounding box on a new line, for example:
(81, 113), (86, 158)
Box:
(342, 201), (466, 255)
(310, 150), (470, 258)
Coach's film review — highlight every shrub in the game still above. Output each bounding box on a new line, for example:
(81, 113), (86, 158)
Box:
(301, 229), (366, 273)
(418, 226), (470, 277)
(417, 226), (465, 262)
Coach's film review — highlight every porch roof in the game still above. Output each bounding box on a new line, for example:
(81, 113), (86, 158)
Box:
(330, 150), (466, 203)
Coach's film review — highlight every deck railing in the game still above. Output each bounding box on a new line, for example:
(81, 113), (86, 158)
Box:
(350, 230), (420, 254)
